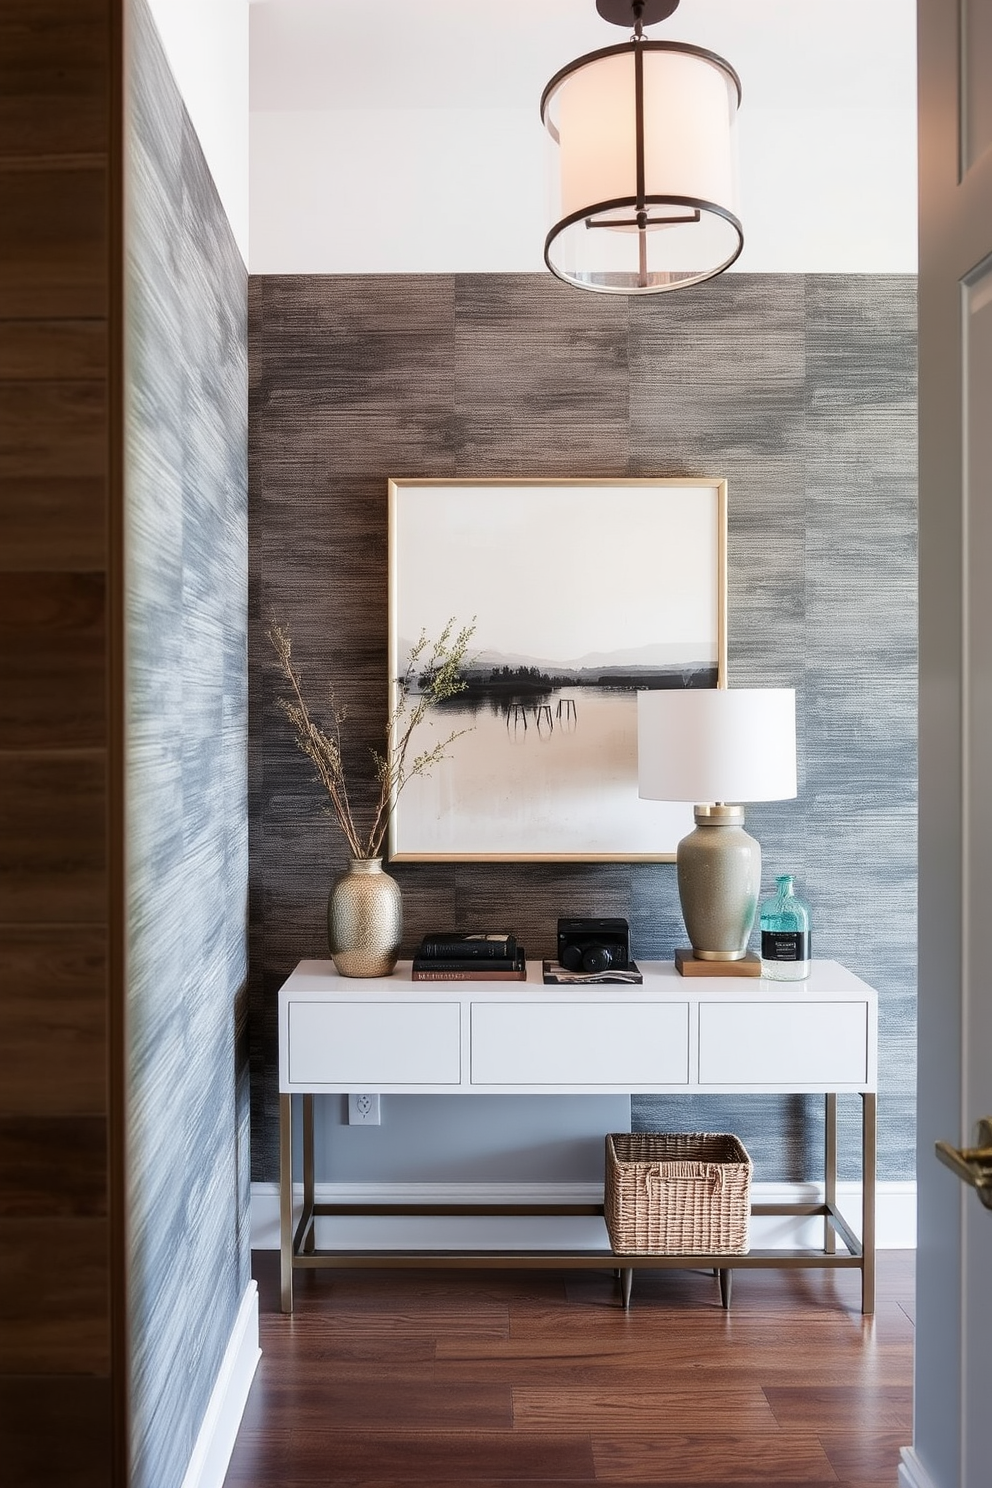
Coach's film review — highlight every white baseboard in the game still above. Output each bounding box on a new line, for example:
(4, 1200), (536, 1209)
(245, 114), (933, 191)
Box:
(180, 1281), (260, 1488)
(899, 1447), (940, 1488)
(251, 1179), (917, 1250)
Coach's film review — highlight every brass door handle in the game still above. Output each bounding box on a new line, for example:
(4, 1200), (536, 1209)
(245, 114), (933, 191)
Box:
(936, 1117), (992, 1209)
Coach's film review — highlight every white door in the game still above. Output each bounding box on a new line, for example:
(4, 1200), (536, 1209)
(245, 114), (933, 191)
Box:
(909, 2), (992, 1486)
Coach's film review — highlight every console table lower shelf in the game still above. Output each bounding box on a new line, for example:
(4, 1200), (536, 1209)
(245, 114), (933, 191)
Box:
(279, 1090), (877, 1316)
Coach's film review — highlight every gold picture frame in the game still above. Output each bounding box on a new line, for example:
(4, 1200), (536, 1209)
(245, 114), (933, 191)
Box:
(387, 477), (728, 862)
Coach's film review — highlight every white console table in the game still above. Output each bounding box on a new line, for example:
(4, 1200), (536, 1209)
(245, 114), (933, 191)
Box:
(278, 958), (877, 1315)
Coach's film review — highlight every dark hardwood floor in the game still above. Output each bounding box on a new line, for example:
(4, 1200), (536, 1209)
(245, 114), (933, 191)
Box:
(226, 1250), (915, 1487)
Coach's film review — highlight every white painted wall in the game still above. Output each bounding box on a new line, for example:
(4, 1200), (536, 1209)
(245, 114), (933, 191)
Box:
(145, 0), (250, 263)
(136, 2), (917, 284)
(248, 0), (917, 275)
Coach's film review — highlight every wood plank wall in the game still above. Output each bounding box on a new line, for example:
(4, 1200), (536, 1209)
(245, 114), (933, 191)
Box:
(0, 2), (123, 1483)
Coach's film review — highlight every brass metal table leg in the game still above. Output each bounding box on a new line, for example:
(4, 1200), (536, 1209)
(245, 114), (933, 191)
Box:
(861, 1091), (877, 1315)
(303, 1094), (316, 1255)
(280, 1093), (294, 1314)
(825, 1092), (838, 1255)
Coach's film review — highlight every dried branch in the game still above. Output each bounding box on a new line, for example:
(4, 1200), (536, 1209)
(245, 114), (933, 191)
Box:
(270, 618), (475, 861)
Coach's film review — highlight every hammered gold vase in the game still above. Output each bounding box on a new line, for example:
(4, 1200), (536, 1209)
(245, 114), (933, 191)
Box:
(328, 858), (403, 977)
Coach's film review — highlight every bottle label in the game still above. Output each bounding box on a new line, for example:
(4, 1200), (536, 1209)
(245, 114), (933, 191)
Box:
(761, 931), (810, 962)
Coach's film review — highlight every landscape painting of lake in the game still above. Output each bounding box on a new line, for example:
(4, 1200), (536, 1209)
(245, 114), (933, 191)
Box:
(387, 479), (727, 861)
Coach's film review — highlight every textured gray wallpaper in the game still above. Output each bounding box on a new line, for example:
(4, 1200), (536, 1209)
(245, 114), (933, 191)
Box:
(126, 4), (249, 1486)
(248, 272), (916, 1188)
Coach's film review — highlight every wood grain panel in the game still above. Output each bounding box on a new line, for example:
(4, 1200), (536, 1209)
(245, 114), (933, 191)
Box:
(502, 1301), (872, 1343)
(0, 476), (106, 571)
(0, 320), (106, 380)
(819, 1428), (914, 1480)
(226, 1428), (596, 1484)
(513, 1386), (777, 1433)
(234, 1482), (598, 1488)
(435, 1334), (912, 1388)
(286, 1265), (555, 1309)
(763, 1385), (913, 1432)
(243, 1379), (511, 1431)
(0, 1117), (106, 1216)
(0, 381), (106, 478)
(0, 926), (106, 1115)
(0, 0), (109, 161)
(446, 1357), (912, 1392)
(258, 1299), (510, 1339)
(591, 1432), (837, 1483)
(248, 1332), (433, 1371)
(0, 750), (106, 922)
(0, 1217), (109, 1372)
(0, 1376), (113, 1488)
(0, 572), (105, 748)
(0, 167), (107, 318)
(0, 0), (115, 1483)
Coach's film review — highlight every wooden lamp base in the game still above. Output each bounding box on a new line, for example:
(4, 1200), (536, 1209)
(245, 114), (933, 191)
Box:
(674, 947), (761, 978)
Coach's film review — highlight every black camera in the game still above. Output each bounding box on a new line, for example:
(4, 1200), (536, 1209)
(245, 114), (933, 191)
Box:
(557, 917), (630, 974)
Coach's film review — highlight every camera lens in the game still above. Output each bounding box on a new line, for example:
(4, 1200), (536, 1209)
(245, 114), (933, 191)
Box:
(581, 944), (613, 973)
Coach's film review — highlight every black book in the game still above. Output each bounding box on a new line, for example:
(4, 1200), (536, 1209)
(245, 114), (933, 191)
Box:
(417, 932), (517, 961)
(411, 952), (526, 982)
(412, 950), (524, 975)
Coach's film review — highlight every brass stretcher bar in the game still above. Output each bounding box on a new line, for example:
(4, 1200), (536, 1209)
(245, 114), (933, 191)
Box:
(279, 1090), (877, 1316)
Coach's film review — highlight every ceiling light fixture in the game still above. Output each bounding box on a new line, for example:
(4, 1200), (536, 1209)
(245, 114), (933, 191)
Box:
(540, 0), (743, 294)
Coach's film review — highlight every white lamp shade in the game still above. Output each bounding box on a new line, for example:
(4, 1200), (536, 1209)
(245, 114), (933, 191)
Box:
(637, 688), (797, 803)
(557, 49), (736, 222)
(542, 41), (742, 293)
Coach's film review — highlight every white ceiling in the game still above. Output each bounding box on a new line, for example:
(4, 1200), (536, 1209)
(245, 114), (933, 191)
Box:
(148, 0), (919, 274)
(248, 0), (918, 275)
(250, 0), (915, 115)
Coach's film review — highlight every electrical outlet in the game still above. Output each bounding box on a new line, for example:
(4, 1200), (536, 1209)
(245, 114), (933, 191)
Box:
(348, 1093), (380, 1125)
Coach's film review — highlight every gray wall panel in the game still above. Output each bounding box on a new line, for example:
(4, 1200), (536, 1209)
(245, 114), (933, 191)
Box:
(126, 3), (249, 1485)
(249, 272), (916, 1188)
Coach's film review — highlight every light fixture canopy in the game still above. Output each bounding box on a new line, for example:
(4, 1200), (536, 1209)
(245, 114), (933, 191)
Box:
(637, 689), (797, 961)
(541, 0), (743, 295)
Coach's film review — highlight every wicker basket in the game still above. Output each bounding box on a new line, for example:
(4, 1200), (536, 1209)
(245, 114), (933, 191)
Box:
(605, 1132), (752, 1255)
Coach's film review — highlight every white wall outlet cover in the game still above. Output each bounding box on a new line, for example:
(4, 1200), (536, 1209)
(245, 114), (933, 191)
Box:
(348, 1094), (381, 1125)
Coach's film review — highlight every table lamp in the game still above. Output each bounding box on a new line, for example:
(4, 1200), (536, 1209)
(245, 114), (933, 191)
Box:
(637, 688), (797, 969)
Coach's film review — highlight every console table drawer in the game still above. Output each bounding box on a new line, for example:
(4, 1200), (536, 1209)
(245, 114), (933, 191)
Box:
(286, 1001), (461, 1086)
(699, 1001), (869, 1086)
(470, 1002), (690, 1086)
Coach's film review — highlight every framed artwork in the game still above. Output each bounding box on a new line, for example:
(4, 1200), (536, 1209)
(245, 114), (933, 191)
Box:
(387, 478), (727, 862)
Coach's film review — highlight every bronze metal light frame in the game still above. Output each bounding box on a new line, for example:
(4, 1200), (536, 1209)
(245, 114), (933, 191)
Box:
(541, 4), (744, 294)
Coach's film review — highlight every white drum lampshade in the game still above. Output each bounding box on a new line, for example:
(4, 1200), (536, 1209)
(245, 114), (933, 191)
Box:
(541, 5), (742, 295)
(637, 689), (797, 960)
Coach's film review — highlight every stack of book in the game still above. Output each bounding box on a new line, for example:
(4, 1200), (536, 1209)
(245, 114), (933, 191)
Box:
(411, 932), (527, 982)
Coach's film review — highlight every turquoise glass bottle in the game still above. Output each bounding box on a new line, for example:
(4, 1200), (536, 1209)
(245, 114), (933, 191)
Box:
(759, 874), (811, 981)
